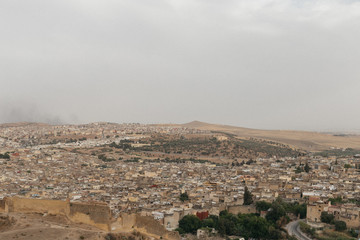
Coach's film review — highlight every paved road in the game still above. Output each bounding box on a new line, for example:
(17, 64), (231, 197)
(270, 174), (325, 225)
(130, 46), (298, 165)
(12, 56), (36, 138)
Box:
(286, 220), (313, 240)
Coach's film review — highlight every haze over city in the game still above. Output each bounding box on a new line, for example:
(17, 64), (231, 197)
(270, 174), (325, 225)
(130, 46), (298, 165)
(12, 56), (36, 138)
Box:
(2, 2), (360, 239)
(1, 0), (360, 131)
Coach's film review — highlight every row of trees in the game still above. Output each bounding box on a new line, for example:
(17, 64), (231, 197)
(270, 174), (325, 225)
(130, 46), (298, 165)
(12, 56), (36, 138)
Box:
(136, 134), (302, 158)
(97, 154), (115, 162)
(177, 197), (307, 239)
(256, 198), (307, 220)
(0, 152), (10, 159)
(177, 212), (283, 239)
(109, 141), (132, 150)
(294, 162), (310, 173)
(315, 148), (360, 157)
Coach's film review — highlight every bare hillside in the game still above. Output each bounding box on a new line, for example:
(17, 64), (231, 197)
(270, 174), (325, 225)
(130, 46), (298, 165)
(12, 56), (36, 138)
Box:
(181, 121), (360, 151)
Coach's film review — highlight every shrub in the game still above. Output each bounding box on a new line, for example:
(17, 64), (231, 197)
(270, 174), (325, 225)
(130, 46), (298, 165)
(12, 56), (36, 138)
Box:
(299, 221), (315, 237)
(334, 220), (347, 231)
(178, 215), (201, 234)
(320, 211), (334, 224)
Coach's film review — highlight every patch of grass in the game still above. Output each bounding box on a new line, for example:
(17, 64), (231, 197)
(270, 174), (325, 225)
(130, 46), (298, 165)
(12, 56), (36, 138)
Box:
(316, 229), (356, 240)
(299, 221), (315, 238)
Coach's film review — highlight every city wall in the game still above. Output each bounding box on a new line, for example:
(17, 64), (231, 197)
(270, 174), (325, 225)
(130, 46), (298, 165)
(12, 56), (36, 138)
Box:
(2, 197), (110, 231)
(135, 215), (180, 240)
(0, 199), (5, 212)
(69, 202), (111, 231)
(111, 213), (180, 240)
(5, 197), (69, 215)
(1, 197), (180, 239)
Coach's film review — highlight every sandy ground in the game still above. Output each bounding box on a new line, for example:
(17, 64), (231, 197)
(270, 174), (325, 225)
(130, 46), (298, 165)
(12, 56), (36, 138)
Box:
(0, 213), (106, 240)
(180, 121), (360, 151)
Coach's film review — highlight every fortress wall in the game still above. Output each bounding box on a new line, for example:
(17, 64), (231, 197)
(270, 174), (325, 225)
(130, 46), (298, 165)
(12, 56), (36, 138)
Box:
(337, 215), (359, 229)
(8, 197), (68, 215)
(135, 215), (180, 240)
(3, 197), (111, 231)
(111, 213), (137, 232)
(0, 199), (5, 212)
(2, 197), (178, 238)
(69, 202), (111, 231)
(111, 214), (179, 240)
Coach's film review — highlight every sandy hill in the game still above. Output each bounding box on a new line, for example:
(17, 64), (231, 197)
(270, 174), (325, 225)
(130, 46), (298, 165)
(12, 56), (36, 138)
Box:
(2, 121), (359, 152)
(181, 121), (360, 151)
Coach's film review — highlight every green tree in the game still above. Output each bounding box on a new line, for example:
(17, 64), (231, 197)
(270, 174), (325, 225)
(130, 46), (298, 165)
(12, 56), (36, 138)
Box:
(219, 210), (229, 216)
(243, 186), (253, 205)
(238, 214), (270, 239)
(329, 197), (343, 205)
(0, 152), (10, 159)
(178, 215), (201, 234)
(295, 165), (303, 173)
(266, 202), (286, 224)
(344, 164), (352, 169)
(349, 228), (358, 238)
(220, 218), (237, 236)
(320, 211), (334, 224)
(256, 201), (272, 212)
(202, 218), (215, 228)
(268, 226), (282, 239)
(304, 162), (310, 173)
(294, 203), (307, 219)
(179, 192), (189, 202)
(334, 220), (347, 231)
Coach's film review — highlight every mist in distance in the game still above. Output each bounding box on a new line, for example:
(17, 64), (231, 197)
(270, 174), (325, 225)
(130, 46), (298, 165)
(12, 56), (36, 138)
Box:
(1, 0), (360, 132)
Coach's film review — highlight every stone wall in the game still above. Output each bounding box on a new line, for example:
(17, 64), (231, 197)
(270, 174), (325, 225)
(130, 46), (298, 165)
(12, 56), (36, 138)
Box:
(111, 213), (180, 240)
(3, 197), (110, 231)
(227, 204), (256, 214)
(0, 199), (5, 212)
(69, 202), (111, 231)
(337, 215), (359, 229)
(6, 197), (69, 215)
(135, 215), (180, 240)
(2, 197), (180, 239)
(306, 203), (328, 223)
(164, 211), (183, 230)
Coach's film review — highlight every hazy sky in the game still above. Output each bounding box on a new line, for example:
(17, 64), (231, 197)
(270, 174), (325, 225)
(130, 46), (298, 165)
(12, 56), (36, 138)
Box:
(1, 0), (360, 131)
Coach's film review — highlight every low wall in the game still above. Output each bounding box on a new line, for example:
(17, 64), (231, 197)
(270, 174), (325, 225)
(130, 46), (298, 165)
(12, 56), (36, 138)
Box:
(227, 204), (256, 214)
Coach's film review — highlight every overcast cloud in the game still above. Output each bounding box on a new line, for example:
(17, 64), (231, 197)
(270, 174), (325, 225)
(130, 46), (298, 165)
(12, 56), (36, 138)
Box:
(1, 0), (360, 131)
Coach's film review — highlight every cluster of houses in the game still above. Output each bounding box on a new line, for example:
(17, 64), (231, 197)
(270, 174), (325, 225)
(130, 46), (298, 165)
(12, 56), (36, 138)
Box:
(1, 123), (360, 232)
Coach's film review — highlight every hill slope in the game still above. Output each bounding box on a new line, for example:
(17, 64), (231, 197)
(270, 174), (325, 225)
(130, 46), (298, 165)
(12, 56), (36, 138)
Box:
(181, 121), (360, 151)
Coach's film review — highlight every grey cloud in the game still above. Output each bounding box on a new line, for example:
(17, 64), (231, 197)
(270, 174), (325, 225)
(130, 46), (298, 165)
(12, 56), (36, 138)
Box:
(0, 100), (64, 125)
(0, 0), (359, 131)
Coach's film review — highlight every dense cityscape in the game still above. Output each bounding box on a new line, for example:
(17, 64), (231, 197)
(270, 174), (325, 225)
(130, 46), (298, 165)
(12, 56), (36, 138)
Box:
(1, 122), (360, 239)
